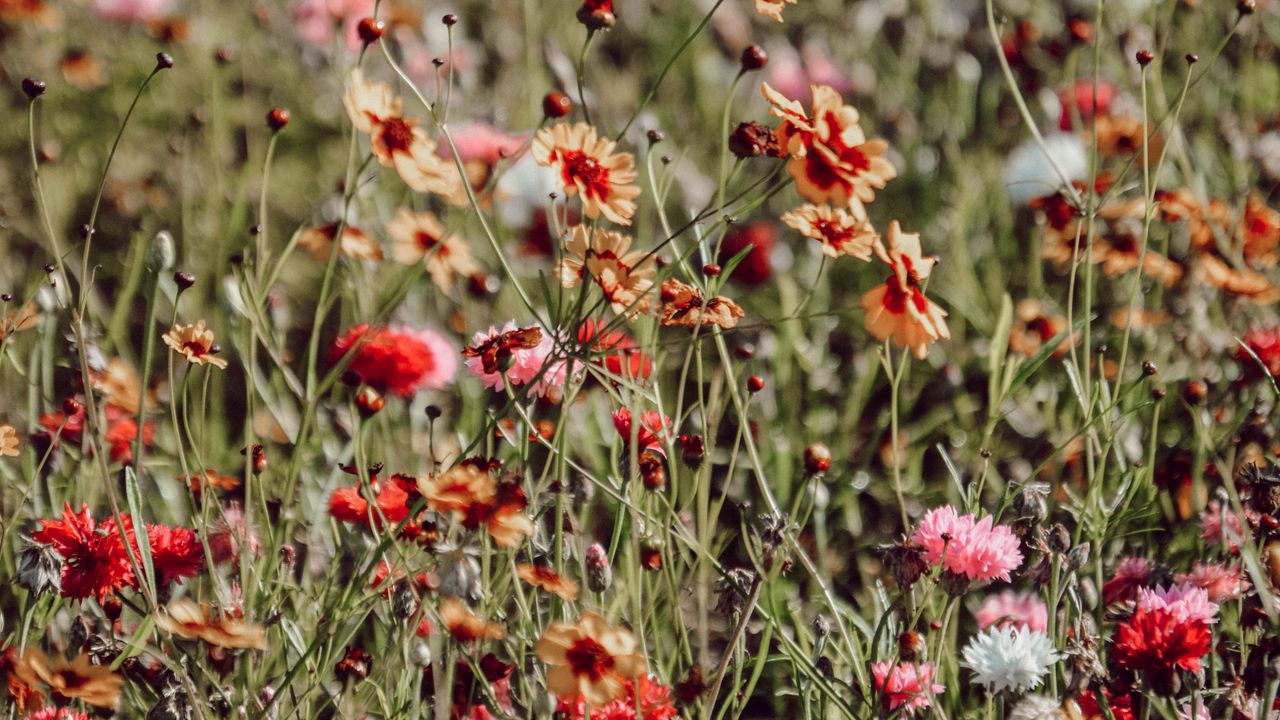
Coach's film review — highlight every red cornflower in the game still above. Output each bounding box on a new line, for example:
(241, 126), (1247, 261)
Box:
(329, 323), (458, 397)
(556, 674), (679, 720)
(578, 320), (652, 381)
(1075, 689), (1135, 720)
(1237, 326), (1280, 381)
(611, 408), (671, 454)
(1102, 556), (1153, 605)
(1111, 608), (1211, 677)
(31, 503), (135, 601)
(146, 524), (204, 586)
(38, 400), (154, 464)
(329, 473), (414, 529)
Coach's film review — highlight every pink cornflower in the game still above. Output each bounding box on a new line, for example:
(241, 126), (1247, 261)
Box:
(90, 0), (168, 23)
(438, 123), (526, 167)
(1102, 556), (1153, 605)
(870, 662), (943, 716)
(1136, 583), (1219, 626)
(292, 0), (375, 52)
(206, 503), (260, 567)
(611, 408), (672, 454)
(1175, 562), (1248, 602)
(464, 322), (567, 397)
(974, 590), (1048, 633)
(1199, 500), (1259, 552)
(909, 506), (1023, 583)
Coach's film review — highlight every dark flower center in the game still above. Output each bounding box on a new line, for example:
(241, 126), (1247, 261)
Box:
(565, 637), (615, 681)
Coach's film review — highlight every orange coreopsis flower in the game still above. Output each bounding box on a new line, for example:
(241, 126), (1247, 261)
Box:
(556, 226), (656, 319)
(860, 221), (950, 359)
(419, 460), (534, 547)
(781, 203), (878, 260)
(297, 222), (383, 262)
(761, 82), (897, 211)
(14, 650), (123, 708)
(155, 598), (268, 650)
(516, 563), (580, 601)
(343, 71), (461, 199)
(536, 611), (647, 706)
(533, 122), (640, 225)
(440, 598), (507, 643)
(0, 302), (38, 340)
(91, 357), (143, 414)
(1194, 254), (1280, 304)
(659, 279), (744, 330)
(386, 208), (477, 289)
(755, 0), (796, 21)
(1242, 193), (1280, 268)
(162, 320), (229, 369)
(1008, 299), (1074, 358)
(0, 425), (18, 457)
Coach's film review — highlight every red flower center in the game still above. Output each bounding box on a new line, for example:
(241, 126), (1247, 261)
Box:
(560, 150), (611, 201)
(416, 231), (441, 251)
(378, 118), (415, 154)
(182, 340), (208, 357)
(565, 637), (615, 681)
(812, 219), (851, 246)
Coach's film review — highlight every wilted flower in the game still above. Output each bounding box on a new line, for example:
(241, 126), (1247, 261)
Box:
(16, 541), (62, 596)
(659, 279), (744, 330)
(961, 626), (1058, 694)
(463, 322), (565, 396)
(532, 122), (640, 225)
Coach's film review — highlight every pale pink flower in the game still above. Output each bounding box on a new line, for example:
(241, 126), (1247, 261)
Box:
(870, 662), (943, 716)
(974, 590), (1048, 633)
(292, 0), (375, 52)
(1175, 562), (1248, 602)
(91, 0), (169, 22)
(438, 123), (526, 167)
(1102, 556), (1153, 605)
(910, 506), (1024, 583)
(464, 322), (566, 397)
(1199, 500), (1259, 552)
(1136, 583), (1219, 626)
(764, 41), (855, 106)
(207, 503), (260, 567)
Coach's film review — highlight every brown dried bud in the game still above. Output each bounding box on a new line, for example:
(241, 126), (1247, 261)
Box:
(728, 121), (782, 159)
(22, 78), (46, 101)
(1136, 50), (1154, 67)
(639, 451), (665, 490)
(679, 434), (705, 470)
(740, 45), (768, 71)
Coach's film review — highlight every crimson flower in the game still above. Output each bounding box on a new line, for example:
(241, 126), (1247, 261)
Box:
(329, 323), (458, 397)
(146, 524), (205, 586)
(611, 408), (671, 454)
(1111, 608), (1211, 693)
(31, 504), (135, 601)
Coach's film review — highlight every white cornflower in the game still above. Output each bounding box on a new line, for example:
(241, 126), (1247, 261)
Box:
(961, 626), (1059, 694)
(1009, 694), (1067, 720)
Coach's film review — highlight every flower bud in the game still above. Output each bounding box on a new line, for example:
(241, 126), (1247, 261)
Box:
(147, 230), (176, 271)
(335, 647), (372, 684)
(155, 52), (174, 70)
(1046, 522), (1071, 554)
(22, 78), (46, 100)
(357, 17), (384, 44)
(173, 271), (196, 290)
(266, 107), (290, 132)
(804, 443), (831, 475)
(356, 387), (386, 417)
(740, 45), (768, 71)
(586, 542), (612, 592)
(639, 451), (665, 490)
(542, 90), (573, 119)
(679, 434), (705, 470)
(1067, 542), (1091, 570)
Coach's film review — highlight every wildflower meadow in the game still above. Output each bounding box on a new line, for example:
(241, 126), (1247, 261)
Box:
(1, 0), (1280, 717)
